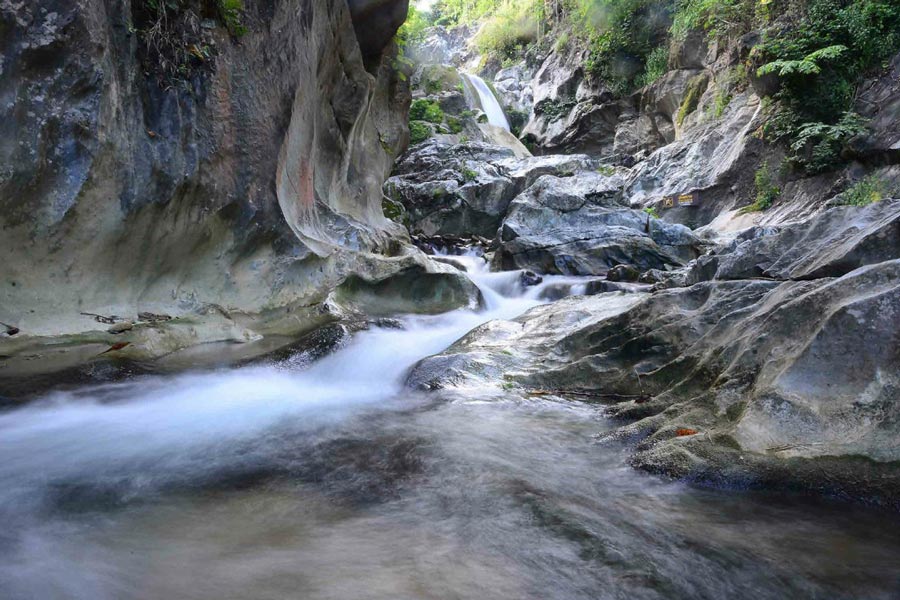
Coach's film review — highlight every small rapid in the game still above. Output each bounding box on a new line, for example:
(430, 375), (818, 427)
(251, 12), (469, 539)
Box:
(2, 254), (900, 599)
(0, 251), (584, 518)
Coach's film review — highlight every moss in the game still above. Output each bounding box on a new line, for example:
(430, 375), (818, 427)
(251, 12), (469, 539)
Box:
(676, 74), (708, 127)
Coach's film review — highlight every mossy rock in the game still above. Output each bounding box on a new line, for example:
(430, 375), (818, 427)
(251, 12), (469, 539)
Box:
(419, 65), (463, 95)
(676, 73), (709, 127)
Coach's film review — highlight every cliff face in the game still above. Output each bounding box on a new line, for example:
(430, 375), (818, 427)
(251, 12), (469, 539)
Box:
(0, 0), (487, 380)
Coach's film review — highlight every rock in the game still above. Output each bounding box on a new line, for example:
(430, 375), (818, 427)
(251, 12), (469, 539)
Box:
(493, 171), (701, 275)
(624, 90), (765, 227)
(408, 257), (900, 503)
(108, 321), (134, 334)
(519, 270), (543, 286)
(385, 141), (603, 237)
(606, 264), (640, 282)
(493, 62), (536, 113)
(712, 199), (900, 281)
(0, 0), (414, 356)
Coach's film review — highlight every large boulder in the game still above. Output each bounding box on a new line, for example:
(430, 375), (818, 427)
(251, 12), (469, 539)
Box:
(494, 172), (702, 275)
(384, 141), (602, 237)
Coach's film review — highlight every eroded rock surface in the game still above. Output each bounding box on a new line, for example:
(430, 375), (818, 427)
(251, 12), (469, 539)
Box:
(407, 201), (900, 505)
(0, 0), (479, 384)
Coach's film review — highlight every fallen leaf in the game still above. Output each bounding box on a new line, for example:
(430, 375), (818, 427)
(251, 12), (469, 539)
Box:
(675, 428), (699, 437)
(98, 342), (130, 355)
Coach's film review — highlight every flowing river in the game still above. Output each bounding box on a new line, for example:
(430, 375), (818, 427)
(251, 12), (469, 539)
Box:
(1, 254), (900, 599)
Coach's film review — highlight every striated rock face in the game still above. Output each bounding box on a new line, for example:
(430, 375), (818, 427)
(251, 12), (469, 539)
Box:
(0, 0), (482, 382)
(406, 200), (900, 505)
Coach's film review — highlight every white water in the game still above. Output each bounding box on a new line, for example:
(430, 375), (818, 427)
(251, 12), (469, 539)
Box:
(462, 72), (510, 131)
(0, 254), (584, 513)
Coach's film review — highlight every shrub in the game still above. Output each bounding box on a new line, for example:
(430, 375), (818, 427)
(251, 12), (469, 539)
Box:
(581, 0), (674, 94)
(740, 160), (780, 213)
(670, 0), (757, 41)
(636, 45), (669, 87)
(473, 0), (539, 61)
(840, 175), (887, 206)
(643, 206), (660, 218)
(409, 121), (432, 144)
(446, 115), (464, 133)
(754, 0), (900, 172)
(409, 99), (445, 124)
(462, 167), (478, 181)
(396, 5), (430, 49)
(787, 111), (868, 174)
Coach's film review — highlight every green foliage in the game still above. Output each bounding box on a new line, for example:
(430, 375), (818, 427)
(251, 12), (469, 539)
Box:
(840, 175), (888, 206)
(473, 0), (540, 60)
(534, 97), (575, 121)
(580, 0), (674, 93)
(216, 0), (246, 36)
(462, 167), (478, 181)
(597, 164), (616, 176)
(740, 160), (780, 213)
(757, 44), (847, 77)
(396, 5), (431, 49)
(784, 111), (868, 174)
(409, 121), (432, 145)
(636, 45), (669, 87)
(409, 99), (445, 124)
(754, 0), (900, 173)
(446, 115), (465, 133)
(643, 206), (660, 218)
(670, 0), (757, 41)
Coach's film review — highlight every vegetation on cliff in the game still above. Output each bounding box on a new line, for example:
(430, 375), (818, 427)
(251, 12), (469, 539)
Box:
(407, 0), (900, 174)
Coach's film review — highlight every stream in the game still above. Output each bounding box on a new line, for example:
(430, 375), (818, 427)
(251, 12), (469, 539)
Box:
(1, 255), (900, 599)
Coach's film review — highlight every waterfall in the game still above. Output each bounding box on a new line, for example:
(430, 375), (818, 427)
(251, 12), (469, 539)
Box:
(461, 72), (510, 131)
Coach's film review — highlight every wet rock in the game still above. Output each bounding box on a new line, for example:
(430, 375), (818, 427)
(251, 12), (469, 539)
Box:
(606, 265), (640, 282)
(713, 199), (900, 281)
(107, 321), (134, 335)
(333, 255), (480, 316)
(408, 188), (900, 503)
(519, 270), (543, 287)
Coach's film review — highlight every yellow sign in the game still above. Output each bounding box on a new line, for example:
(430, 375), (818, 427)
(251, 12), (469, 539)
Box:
(660, 192), (699, 208)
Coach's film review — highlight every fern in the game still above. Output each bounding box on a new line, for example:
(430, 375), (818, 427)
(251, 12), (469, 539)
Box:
(757, 44), (847, 77)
